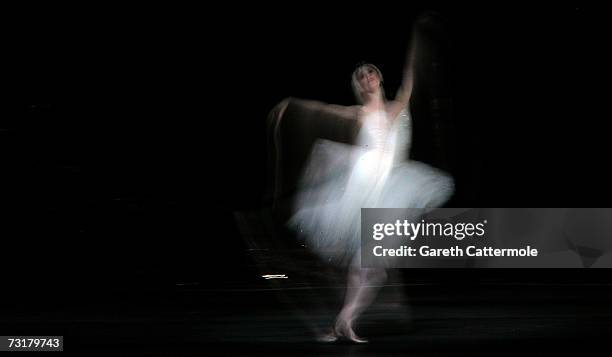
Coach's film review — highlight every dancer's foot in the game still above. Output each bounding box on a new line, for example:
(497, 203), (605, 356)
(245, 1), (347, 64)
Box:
(315, 328), (338, 343)
(334, 318), (368, 344)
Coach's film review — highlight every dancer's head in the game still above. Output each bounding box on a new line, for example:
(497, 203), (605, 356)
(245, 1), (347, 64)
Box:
(351, 63), (385, 104)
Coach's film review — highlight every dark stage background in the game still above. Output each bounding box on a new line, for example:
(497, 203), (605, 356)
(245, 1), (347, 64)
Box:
(5, 4), (609, 310)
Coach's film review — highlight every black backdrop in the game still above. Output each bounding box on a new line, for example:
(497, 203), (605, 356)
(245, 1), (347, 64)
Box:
(7, 4), (609, 298)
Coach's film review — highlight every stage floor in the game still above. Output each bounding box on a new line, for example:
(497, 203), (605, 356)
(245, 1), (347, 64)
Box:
(1, 282), (610, 355)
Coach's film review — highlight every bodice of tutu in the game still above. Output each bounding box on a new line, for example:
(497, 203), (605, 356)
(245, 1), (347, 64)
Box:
(357, 109), (412, 165)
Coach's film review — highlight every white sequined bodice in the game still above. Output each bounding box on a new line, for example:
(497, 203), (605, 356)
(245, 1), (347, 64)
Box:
(357, 109), (412, 164)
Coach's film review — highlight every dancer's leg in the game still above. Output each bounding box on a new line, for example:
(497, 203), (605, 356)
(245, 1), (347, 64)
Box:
(334, 251), (387, 342)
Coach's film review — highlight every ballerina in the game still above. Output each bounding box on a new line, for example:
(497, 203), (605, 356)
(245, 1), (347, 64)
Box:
(271, 17), (454, 343)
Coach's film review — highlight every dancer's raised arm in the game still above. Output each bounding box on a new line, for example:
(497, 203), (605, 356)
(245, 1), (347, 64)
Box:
(389, 31), (418, 119)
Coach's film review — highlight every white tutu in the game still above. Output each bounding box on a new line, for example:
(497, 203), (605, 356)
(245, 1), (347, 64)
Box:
(289, 109), (454, 265)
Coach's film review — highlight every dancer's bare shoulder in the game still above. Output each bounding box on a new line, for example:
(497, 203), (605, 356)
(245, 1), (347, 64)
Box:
(386, 100), (409, 121)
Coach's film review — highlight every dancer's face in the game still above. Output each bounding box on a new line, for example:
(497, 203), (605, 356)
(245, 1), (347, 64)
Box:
(355, 65), (381, 94)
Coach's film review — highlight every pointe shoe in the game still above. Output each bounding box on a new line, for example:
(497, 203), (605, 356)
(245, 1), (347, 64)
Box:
(334, 319), (368, 344)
